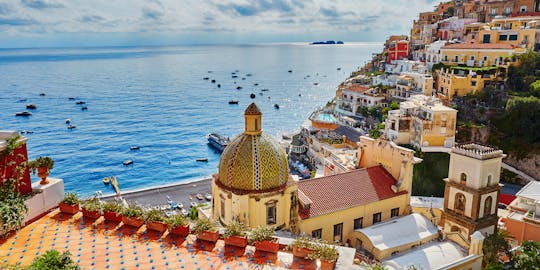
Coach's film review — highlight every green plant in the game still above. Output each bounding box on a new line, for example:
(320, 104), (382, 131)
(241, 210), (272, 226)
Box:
(144, 209), (166, 222)
(27, 249), (80, 270)
(60, 192), (79, 205)
(0, 187), (28, 238)
(102, 200), (123, 213)
(290, 233), (317, 249)
(248, 226), (275, 242)
(27, 156), (54, 174)
(81, 197), (102, 212)
(0, 135), (22, 158)
(191, 218), (217, 234)
(223, 220), (247, 238)
(122, 203), (144, 218)
(165, 214), (188, 227)
(189, 205), (198, 220)
(308, 242), (339, 262)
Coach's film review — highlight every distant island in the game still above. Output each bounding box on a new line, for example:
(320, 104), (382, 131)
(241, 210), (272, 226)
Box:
(309, 40), (344, 45)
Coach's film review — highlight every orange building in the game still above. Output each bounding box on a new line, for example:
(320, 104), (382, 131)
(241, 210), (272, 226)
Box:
(503, 181), (540, 244)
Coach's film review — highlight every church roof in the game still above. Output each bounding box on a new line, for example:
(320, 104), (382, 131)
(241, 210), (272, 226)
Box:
(244, 102), (262, 115)
(298, 165), (407, 218)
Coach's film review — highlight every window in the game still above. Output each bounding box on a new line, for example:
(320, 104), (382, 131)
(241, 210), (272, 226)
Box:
(483, 34), (491, 43)
(491, 8), (497, 15)
(509, 34), (518, 41)
(487, 175), (492, 186)
(354, 218), (363, 230)
(220, 198), (225, 219)
(471, 81), (477, 86)
(440, 127), (446, 134)
(454, 55), (459, 62)
(470, 56), (475, 61)
(505, 7), (511, 14)
(455, 193), (466, 212)
(444, 55), (448, 61)
(266, 204), (276, 225)
(484, 196), (493, 216)
(499, 35), (508, 41)
(373, 212), (382, 224)
(312, 229), (322, 239)
(333, 223), (343, 243)
(255, 119), (259, 131)
(521, 6), (527, 13)
(483, 56), (488, 62)
(391, 208), (399, 218)
(460, 173), (467, 182)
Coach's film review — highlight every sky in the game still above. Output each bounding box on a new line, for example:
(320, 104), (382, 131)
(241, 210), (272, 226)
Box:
(0, 0), (442, 48)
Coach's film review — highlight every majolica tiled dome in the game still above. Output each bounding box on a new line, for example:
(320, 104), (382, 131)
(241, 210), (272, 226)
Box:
(218, 103), (288, 192)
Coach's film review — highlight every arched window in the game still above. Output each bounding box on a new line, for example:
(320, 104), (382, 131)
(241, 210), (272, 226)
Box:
(454, 193), (466, 212)
(487, 175), (492, 186)
(255, 119), (259, 131)
(460, 173), (467, 182)
(484, 196), (493, 216)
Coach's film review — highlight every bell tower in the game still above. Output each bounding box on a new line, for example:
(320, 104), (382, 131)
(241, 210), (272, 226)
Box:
(244, 103), (262, 135)
(441, 143), (505, 239)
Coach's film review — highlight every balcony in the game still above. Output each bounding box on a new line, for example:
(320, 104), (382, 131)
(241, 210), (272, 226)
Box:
(466, 60), (475, 67)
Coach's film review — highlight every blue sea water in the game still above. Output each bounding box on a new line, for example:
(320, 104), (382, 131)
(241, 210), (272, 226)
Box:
(0, 43), (381, 196)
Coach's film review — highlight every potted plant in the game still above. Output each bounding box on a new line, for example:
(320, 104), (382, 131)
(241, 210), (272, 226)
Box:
(249, 226), (279, 253)
(192, 218), (219, 242)
(290, 233), (317, 259)
(121, 203), (144, 228)
(28, 156), (54, 185)
(144, 209), (168, 232)
(308, 243), (339, 270)
(102, 200), (123, 222)
(58, 192), (80, 214)
(166, 214), (190, 237)
(223, 220), (248, 248)
(81, 196), (102, 219)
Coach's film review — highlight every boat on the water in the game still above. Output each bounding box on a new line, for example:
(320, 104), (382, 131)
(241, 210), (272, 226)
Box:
(67, 125), (76, 129)
(205, 193), (212, 201)
(196, 158), (208, 162)
(15, 111), (32, 116)
(76, 101), (86, 105)
(130, 146), (140, 150)
(103, 177), (110, 184)
(123, 159), (133, 166)
(228, 100), (239, 104)
(26, 104), (37, 109)
(206, 133), (230, 152)
(250, 93), (256, 98)
(196, 193), (204, 200)
(274, 104), (280, 109)
(261, 88), (269, 91)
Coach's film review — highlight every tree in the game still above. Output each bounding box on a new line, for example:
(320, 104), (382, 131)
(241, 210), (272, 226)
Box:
(530, 79), (540, 98)
(513, 241), (540, 270)
(28, 250), (80, 270)
(389, 101), (399, 110)
(483, 229), (513, 268)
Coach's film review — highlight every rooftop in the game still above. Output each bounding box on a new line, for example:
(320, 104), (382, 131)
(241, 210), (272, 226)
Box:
(298, 166), (407, 218)
(442, 43), (514, 50)
(333, 125), (363, 143)
(515, 181), (540, 203)
(355, 213), (438, 252)
(382, 240), (467, 270)
(343, 85), (370, 93)
(452, 143), (504, 160)
(0, 210), (346, 270)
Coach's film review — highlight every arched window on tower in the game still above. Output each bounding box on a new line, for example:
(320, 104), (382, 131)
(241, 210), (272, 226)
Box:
(487, 175), (492, 186)
(484, 196), (493, 217)
(460, 173), (467, 182)
(255, 119), (259, 131)
(454, 193), (466, 213)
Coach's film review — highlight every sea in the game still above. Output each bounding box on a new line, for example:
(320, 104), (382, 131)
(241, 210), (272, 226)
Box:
(0, 43), (381, 196)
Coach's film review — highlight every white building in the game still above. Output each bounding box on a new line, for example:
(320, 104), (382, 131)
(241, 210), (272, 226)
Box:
(385, 60), (427, 75)
(425, 40), (448, 70)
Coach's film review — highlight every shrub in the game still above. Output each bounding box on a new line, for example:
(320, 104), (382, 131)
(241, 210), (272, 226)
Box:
(102, 200), (123, 213)
(27, 249), (80, 270)
(122, 203), (144, 218)
(191, 218), (217, 234)
(165, 214), (188, 227)
(60, 192), (80, 205)
(308, 243), (339, 262)
(290, 233), (317, 249)
(223, 220), (247, 238)
(249, 226), (275, 243)
(81, 197), (102, 213)
(28, 156), (54, 174)
(144, 209), (166, 222)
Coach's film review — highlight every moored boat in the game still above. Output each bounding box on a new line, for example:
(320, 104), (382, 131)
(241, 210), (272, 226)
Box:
(196, 158), (208, 162)
(206, 133), (230, 152)
(15, 111), (32, 116)
(229, 100), (239, 104)
(103, 177), (110, 184)
(26, 104), (37, 109)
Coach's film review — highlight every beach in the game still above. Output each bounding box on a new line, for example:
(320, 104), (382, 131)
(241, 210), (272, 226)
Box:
(101, 178), (212, 209)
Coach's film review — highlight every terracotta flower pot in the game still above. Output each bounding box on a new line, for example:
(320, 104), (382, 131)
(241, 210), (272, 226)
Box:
(81, 208), (101, 219)
(59, 203), (79, 215)
(146, 221), (168, 233)
(169, 224), (190, 237)
(103, 211), (123, 222)
(254, 239), (280, 253)
(224, 235), (248, 248)
(38, 167), (50, 185)
(122, 216), (144, 228)
(292, 246), (315, 258)
(320, 259), (336, 270)
(196, 230), (220, 242)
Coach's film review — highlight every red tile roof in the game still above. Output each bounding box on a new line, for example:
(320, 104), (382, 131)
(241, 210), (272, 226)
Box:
(442, 43), (514, 50)
(298, 165), (407, 218)
(344, 85), (370, 93)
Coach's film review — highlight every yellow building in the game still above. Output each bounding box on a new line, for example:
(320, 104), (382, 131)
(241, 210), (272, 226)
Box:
(212, 103), (297, 229)
(436, 65), (503, 101)
(440, 43), (517, 67)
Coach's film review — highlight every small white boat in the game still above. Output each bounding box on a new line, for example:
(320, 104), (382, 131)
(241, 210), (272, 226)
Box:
(190, 202), (197, 208)
(205, 193), (212, 201)
(65, 118), (71, 124)
(123, 159), (133, 166)
(130, 146), (140, 150)
(15, 111), (32, 117)
(181, 209), (188, 215)
(103, 177), (110, 184)
(196, 193), (204, 200)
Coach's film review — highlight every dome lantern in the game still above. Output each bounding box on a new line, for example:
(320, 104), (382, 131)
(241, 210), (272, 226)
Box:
(244, 103), (262, 135)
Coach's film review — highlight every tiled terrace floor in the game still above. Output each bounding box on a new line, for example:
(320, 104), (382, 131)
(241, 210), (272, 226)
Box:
(0, 210), (316, 269)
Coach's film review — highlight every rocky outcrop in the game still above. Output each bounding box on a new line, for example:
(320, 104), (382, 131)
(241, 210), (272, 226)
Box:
(504, 154), (540, 181)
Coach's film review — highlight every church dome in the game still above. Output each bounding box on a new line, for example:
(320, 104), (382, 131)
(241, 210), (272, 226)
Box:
(218, 103), (288, 192)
